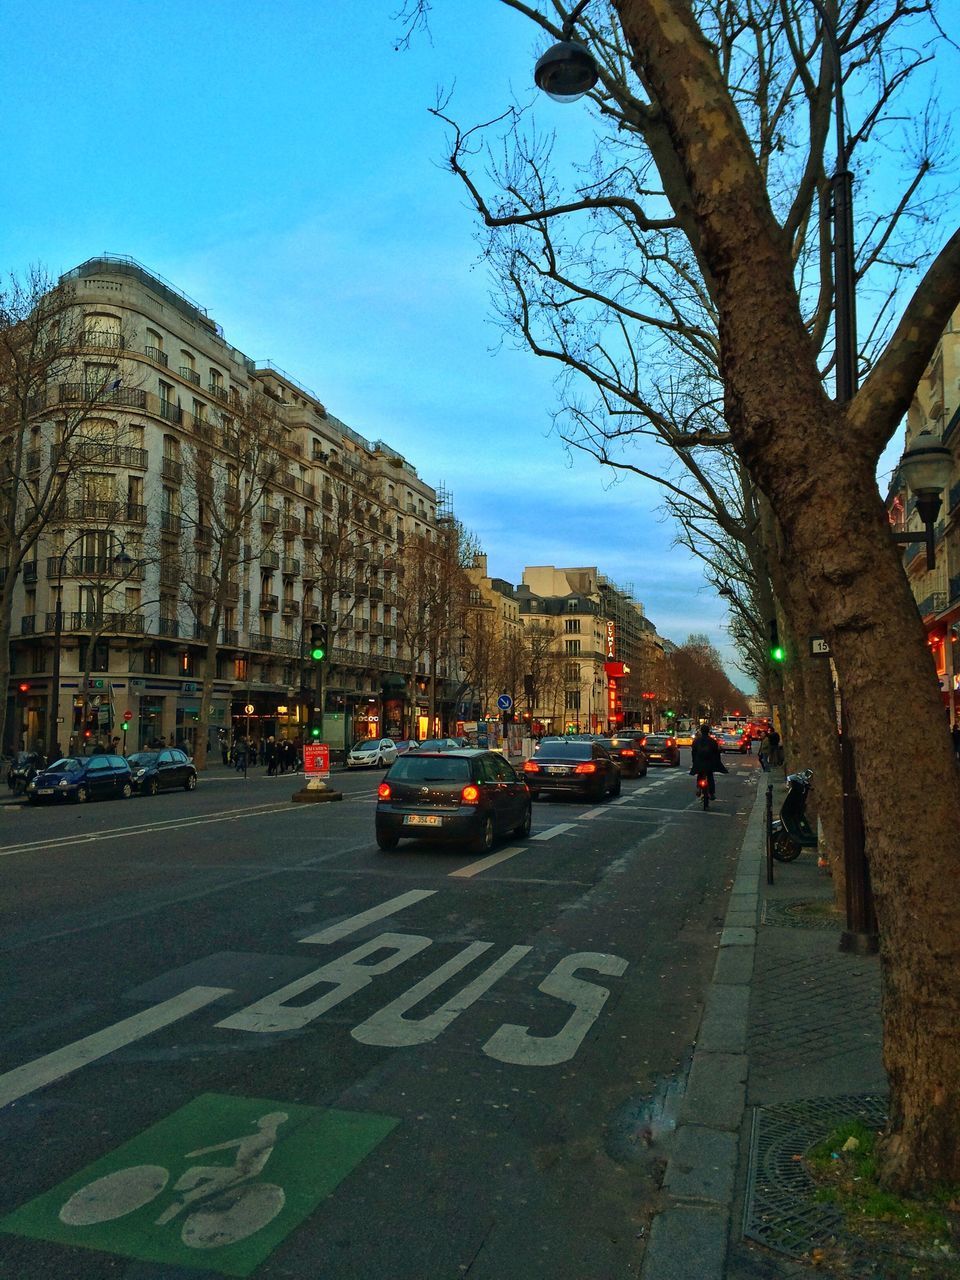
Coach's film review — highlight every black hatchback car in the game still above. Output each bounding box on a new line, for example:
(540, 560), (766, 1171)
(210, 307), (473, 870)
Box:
(521, 740), (622, 801)
(597, 736), (649, 779)
(26, 754), (133, 804)
(376, 749), (532, 854)
(641, 734), (682, 766)
(127, 748), (198, 795)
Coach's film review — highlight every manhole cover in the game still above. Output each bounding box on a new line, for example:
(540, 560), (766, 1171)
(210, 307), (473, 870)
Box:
(743, 1093), (887, 1259)
(762, 898), (843, 930)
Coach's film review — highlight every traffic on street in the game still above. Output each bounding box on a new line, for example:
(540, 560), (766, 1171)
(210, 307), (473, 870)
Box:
(0, 746), (758, 1279)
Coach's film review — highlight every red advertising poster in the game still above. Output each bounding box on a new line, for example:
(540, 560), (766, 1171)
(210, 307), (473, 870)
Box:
(303, 743), (330, 779)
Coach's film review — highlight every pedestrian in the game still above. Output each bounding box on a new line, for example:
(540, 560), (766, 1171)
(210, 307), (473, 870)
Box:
(284, 739), (297, 773)
(760, 729), (783, 771)
(952, 722), (960, 761)
(265, 736), (277, 776)
(234, 737), (247, 772)
(220, 733), (229, 766)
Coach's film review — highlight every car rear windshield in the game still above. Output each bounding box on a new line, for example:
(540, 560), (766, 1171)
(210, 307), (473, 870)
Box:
(534, 742), (592, 759)
(389, 756), (471, 782)
(646, 736), (670, 747)
(610, 739), (637, 748)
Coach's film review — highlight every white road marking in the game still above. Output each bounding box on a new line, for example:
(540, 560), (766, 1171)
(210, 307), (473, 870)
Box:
(580, 806), (607, 819)
(483, 952), (629, 1066)
(0, 986), (233, 1110)
(449, 846), (527, 878)
(532, 823), (578, 841)
(299, 889), (437, 944)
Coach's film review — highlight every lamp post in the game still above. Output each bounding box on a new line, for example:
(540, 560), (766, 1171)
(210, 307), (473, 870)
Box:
(892, 428), (952, 570)
(47, 538), (132, 760)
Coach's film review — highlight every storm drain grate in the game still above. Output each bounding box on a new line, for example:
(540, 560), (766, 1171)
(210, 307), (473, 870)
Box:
(762, 898), (843, 930)
(743, 1093), (887, 1259)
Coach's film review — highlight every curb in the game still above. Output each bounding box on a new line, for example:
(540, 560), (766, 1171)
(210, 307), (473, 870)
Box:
(640, 777), (768, 1280)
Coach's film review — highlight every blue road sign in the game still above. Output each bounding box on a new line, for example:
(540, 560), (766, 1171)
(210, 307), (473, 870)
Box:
(497, 694), (513, 712)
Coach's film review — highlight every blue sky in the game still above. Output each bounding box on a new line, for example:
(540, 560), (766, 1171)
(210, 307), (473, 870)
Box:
(2, 1), (956, 688)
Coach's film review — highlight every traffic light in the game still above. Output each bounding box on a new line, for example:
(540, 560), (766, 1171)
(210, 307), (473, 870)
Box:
(665, 708), (675, 719)
(309, 622), (329, 663)
(310, 725), (322, 739)
(17, 681), (30, 695)
(769, 619), (784, 663)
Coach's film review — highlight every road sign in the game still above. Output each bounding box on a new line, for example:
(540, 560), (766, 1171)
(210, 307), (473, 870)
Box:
(810, 637), (831, 655)
(244, 703), (255, 715)
(124, 711), (132, 721)
(303, 743), (330, 779)
(497, 694), (513, 712)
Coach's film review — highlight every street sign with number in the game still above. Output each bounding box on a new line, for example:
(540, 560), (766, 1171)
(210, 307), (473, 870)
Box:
(810, 637), (831, 655)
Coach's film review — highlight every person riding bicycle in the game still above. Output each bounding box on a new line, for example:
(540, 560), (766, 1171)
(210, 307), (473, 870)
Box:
(690, 723), (727, 799)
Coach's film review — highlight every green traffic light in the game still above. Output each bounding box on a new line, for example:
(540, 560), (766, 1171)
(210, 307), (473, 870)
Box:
(771, 645), (785, 663)
(310, 726), (321, 738)
(310, 646), (326, 662)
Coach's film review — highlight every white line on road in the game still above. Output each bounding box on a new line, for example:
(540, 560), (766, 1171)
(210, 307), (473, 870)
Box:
(0, 986), (233, 1110)
(579, 806), (607, 820)
(299, 889), (437, 944)
(449, 846), (527, 878)
(532, 823), (579, 841)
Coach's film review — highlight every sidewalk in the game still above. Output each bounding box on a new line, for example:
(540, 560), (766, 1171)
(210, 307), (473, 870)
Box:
(641, 775), (886, 1280)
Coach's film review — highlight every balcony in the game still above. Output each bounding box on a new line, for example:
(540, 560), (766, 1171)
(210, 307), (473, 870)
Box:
(159, 399), (183, 424)
(22, 560), (37, 584)
(50, 443), (149, 470)
(302, 482), (316, 501)
(158, 616), (180, 637)
(160, 511), (182, 535)
(159, 560), (180, 587)
(180, 366), (201, 386)
(369, 586), (383, 602)
(249, 632), (273, 651)
(383, 624), (397, 639)
(260, 594), (279, 613)
(304, 604), (320, 621)
(59, 383), (147, 410)
(21, 614), (35, 635)
(194, 621), (215, 641)
(81, 330), (125, 350)
(221, 627), (239, 646)
(302, 523), (317, 544)
(49, 611), (145, 634)
(208, 383), (229, 403)
(261, 505), (281, 526)
(321, 491), (334, 512)
(283, 513), (301, 535)
(191, 573), (214, 595)
(282, 599), (299, 617)
(47, 555), (146, 582)
(162, 456), (184, 483)
(282, 558), (301, 576)
(25, 448), (40, 471)
(144, 345), (168, 367)
(261, 550), (280, 570)
(272, 637), (301, 658)
(354, 617), (369, 633)
(224, 485), (240, 508)
(193, 526), (213, 548)
(225, 580), (240, 602)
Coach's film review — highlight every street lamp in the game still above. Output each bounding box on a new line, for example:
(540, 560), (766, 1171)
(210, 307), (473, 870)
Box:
(892, 428), (953, 570)
(533, 0), (598, 103)
(47, 537), (132, 758)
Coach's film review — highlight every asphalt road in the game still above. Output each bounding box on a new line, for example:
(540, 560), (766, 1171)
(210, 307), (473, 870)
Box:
(0, 752), (759, 1279)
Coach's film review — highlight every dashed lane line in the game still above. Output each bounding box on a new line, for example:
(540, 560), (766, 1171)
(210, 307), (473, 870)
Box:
(448, 846), (527, 879)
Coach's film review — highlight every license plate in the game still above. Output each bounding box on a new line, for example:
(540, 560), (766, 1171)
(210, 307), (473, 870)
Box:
(37, 788), (54, 795)
(546, 766), (569, 774)
(404, 814), (442, 827)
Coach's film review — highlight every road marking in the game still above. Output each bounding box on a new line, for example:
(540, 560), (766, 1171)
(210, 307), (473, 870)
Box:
(611, 795), (634, 805)
(298, 889), (437, 944)
(580, 806), (607, 820)
(532, 823), (578, 841)
(449, 846), (526, 878)
(0, 802), (299, 858)
(0, 987), (233, 1110)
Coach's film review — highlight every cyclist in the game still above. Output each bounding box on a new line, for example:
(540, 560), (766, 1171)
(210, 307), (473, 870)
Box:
(689, 723), (727, 800)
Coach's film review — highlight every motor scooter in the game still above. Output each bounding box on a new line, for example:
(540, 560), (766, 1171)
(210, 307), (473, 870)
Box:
(771, 769), (816, 862)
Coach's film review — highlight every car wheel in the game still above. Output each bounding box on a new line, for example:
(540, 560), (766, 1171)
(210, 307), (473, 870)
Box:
(591, 780), (605, 803)
(147, 778), (159, 797)
(512, 804), (532, 839)
(184, 774), (197, 791)
(121, 782), (133, 799)
(376, 831), (400, 851)
(471, 817), (494, 855)
(611, 773), (622, 797)
(74, 786), (88, 804)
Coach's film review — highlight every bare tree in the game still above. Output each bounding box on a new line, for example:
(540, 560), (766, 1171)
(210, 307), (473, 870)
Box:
(432, 0), (960, 1187)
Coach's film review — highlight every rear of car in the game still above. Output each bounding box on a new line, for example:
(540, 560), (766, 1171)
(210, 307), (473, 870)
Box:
(375, 750), (531, 853)
(641, 734), (681, 766)
(603, 736), (648, 778)
(521, 740), (621, 800)
(717, 730), (749, 753)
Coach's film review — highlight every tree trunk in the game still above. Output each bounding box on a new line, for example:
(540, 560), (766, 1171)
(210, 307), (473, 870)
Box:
(193, 603), (223, 773)
(0, 578), (17, 752)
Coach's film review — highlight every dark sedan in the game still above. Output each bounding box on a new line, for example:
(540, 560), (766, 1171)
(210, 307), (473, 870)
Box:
(521, 740), (621, 801)
(376, 749), (531, 854)
(597, 736), (648, 779)
(641, 734), (681, 766)
(26, 754), (133, 804)
(127, 748), (198, 795)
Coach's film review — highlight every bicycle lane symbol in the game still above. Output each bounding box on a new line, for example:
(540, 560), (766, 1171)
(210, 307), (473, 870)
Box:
(0, 1093), (398, 1278)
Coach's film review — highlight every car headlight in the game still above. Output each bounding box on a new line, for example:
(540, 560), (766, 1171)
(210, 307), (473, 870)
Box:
(57, 779), (70, 788)
(134, 769), (146, 778)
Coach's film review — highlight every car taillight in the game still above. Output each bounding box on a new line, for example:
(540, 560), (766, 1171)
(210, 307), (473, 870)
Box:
(461, 784), (480, 804)
(522, 760), (541, 773)
(639, 736), (647, 747)
(621, 749), (636, 757)
(666, 738), (675, 747)
(377, 782), (391, 800)
(574, 762), (597, 774)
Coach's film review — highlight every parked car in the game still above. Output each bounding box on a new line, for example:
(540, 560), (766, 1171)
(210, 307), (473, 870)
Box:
(597, 736), (649, 779)
(346, 738), (399, 769)
(375, 749), (531, 853)
(640, 734), (681, 766)
(7, 751), (46, 794)
(392, 740), (420, 756)
(26, 754), (133, 804)
(417, 738), (465, 753)
(127, 748), (198, 795)
(521, 740), (622, 801)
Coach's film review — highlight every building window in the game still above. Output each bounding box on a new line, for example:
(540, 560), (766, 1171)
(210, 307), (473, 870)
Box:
(144, 647), (161, 674)
(565, 663), (580, 681)
(180, 651), (196, 677)
(564, 618), (581, 633)
(565, 639), (581, 656)
(565, 690), (581, 710)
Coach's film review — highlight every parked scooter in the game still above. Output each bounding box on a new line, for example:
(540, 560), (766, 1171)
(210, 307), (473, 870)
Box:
(771, 769), (817, 862)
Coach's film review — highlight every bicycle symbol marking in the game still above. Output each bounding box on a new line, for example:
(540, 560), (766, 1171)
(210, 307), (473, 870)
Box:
(59, 1110), (289, 1250)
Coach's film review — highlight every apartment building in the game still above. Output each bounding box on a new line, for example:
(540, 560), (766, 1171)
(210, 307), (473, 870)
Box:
(516, 566), (665, 733)
(6, 255), (448, 754)
(888, 302), (960, 723)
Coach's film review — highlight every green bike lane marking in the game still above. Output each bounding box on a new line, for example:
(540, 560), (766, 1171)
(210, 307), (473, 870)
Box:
(1, 1092), (398, 1277)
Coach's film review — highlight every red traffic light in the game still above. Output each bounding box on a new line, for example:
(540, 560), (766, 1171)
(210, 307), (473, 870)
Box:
(17, 682), (30, 694)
